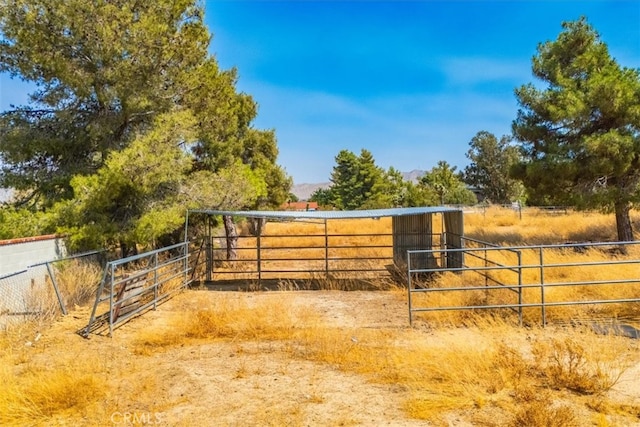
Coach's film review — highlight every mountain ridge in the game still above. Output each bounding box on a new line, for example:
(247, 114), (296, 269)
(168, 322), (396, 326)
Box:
(291, 169), (425, 200)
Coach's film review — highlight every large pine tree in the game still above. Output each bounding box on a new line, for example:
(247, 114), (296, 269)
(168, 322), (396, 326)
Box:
(0, 0), (290, 250)
(512, 18), (640, 241)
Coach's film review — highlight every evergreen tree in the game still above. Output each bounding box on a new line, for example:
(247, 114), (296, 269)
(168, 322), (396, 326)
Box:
(464, 131), (522, 204)
(0, 1), (290, 247)
(512, 18), (640, 241)
(420, 161), (477, 206)
(329, 149), (388, 209)
(309, 188), (334, 208)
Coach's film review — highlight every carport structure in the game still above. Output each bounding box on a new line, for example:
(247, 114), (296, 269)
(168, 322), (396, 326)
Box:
(186, 207), (464, 287)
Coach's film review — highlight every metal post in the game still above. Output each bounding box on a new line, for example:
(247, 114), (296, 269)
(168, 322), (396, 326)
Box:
(183, 211), (191, 287)
(257, 232), (262, 286)
(46, 262), (67, 315)
(539, 247), (546, 327)
(407, 250), (413, 325)
(83, 264), (109, 337)
(153, 252), (158, 310)
(184, 210), (190, 243)
(517, 251), (523, 326)
(206, 217), (212, 282)
(184, 241), (189, 289)
(324, 219), (329, 278)
(108, 263), (115, 337)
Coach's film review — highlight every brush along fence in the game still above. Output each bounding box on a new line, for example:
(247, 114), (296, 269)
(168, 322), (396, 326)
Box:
(407, 237), (640, 332)
(0, 250), (104, 328)
(83, 242), (194, 337)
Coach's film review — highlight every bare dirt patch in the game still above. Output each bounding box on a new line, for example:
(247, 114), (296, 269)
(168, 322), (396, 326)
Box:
(6, 289), (640, 426)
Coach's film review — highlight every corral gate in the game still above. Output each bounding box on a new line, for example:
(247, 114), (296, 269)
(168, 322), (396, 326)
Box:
(83, 242), (193, 337)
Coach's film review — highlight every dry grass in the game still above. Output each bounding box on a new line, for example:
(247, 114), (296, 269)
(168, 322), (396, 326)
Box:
(0, 335), (108, 426)
(0, 290), (638, 426)
(146, 293), (638, 425)
(1, 208), (639, 425)
(465, 206), (640, 245)
(4, 259), (103, 332)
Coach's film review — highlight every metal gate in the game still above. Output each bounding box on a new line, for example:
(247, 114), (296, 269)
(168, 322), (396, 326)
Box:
(83, 242), (193, 337)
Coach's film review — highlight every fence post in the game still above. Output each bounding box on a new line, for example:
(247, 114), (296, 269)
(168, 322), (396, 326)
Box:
(206, 219), (213, 282)
(539, 247), (546, 327)
(184, 242), (189, 288)
(407, 250), (413, 326)
(257, 233), (262, 286)
(153, 251), (158, 310)
(517, 251), (523, 326)
(45, 262), (67, 315)
(324, 219), (329, 278)
(108, 263), (115, 337)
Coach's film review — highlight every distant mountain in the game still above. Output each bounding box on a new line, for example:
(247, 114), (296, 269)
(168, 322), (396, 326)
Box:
(291, 170), (426, 201)
(291, 182), (330, 201)
(402, 169), (425, 183)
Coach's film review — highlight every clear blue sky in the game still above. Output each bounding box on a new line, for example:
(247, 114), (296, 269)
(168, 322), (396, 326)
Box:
(1, 1), (639, 185)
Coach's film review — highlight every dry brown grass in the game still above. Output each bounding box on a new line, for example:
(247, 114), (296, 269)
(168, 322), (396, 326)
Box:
(1, 208), (639, 425)
(139, 293), (638, 425)
(465, 206), (640, 245)
(1, 290), (638, 426)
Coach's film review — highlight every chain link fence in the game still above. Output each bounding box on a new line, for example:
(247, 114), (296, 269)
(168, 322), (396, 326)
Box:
(0, 251), (105, 329)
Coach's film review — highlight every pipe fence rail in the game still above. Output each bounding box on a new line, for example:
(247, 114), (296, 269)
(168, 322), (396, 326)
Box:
(83, 242), (195, 337)
(408, 236), (640, 327)
(203, 231), (444, 286)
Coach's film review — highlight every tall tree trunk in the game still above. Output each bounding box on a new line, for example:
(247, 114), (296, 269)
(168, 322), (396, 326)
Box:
(223, 215), (238, 260)
(614, 200), (634, 242)
(247, 217), (266, 237)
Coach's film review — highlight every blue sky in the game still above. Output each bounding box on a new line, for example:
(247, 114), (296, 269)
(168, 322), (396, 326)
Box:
(1, 1), (639, 184)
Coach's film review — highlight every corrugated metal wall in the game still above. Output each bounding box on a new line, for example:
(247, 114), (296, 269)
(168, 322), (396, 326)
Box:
(392, 214), (436, 269)
(443, 210), (464, 268)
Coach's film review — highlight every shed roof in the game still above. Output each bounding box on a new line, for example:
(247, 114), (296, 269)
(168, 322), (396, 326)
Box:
(188, 206), (461, 221)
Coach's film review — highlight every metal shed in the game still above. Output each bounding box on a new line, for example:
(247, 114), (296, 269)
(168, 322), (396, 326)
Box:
(186, 206), (464, 284)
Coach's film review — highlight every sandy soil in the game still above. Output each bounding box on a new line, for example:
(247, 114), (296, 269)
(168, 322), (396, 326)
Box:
(16, 290), (640, 426)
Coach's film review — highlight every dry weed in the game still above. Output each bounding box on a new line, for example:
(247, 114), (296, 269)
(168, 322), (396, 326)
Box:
(531, 333), (632, 394)
(509, 389), (579, 427)
(0, 359), (106, 424)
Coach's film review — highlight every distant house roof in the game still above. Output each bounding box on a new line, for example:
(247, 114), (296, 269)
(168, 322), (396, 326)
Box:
(281, 201), (319, 211)
(188, 206), (461, 221)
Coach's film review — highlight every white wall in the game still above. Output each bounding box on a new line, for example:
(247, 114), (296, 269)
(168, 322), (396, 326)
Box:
(0, 236), (67, 277)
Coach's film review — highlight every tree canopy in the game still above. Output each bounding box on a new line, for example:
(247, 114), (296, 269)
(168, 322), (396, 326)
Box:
(0, 0), (290, 251)
(420, 161), (477, 206)
(464, 131), (522, 205)
(328, 149), (389, 210)
(512, 17), (640, 241)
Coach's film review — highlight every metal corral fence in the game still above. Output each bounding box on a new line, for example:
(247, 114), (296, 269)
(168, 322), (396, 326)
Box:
(0, 251), (104, 329)
(203, 227), (444, 286)
(407, 235), (640, 329)
(83, 242), (196, 337)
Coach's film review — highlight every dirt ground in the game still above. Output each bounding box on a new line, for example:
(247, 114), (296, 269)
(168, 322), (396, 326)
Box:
(16, 290), (640, 426)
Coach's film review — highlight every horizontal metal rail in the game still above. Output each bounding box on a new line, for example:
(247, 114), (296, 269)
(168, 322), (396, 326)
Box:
(407, 240), (640, 327)
(83, 242), (193, 337)
(201, 230), (440, 286)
